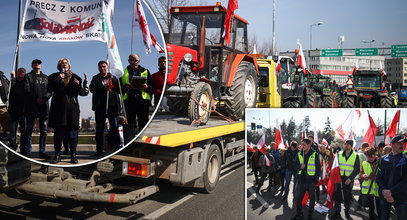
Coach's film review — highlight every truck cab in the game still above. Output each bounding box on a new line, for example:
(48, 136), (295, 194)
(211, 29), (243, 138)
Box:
(256, 58), (281, 108)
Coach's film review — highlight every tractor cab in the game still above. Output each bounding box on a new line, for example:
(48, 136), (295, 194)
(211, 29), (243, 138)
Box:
(167, 3), (249, 86)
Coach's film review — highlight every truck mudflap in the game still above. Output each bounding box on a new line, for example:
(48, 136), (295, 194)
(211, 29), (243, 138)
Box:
(16, 167), (159, 204)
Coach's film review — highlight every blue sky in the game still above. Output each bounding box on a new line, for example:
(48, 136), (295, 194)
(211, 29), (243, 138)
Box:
(218, 0), (407, 51)
(0, 0), (165, 118)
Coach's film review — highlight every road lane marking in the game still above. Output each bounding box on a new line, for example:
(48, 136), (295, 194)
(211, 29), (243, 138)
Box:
(141, 162), (243, 220)
(247, 184), (269, 209)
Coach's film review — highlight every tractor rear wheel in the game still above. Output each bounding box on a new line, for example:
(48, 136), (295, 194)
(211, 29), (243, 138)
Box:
(341, 96), (355, 108)
(322, 95), (334, 108)
(224, 61), (258, 120)
(282, 99), (301, 108)
(188, 82), (213, 125)
(380, 95), (393, 108)
(167, 97), (188, 116)
(306, 92), (316, 108)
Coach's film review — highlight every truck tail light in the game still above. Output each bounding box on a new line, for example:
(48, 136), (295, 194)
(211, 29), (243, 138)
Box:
(122, 162), (150, 177)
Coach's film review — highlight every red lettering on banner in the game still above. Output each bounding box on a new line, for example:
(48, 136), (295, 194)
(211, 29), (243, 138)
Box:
(36, 17), (95, 34)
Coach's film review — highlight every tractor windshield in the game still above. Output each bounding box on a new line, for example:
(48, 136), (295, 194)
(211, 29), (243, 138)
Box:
(354, 75), (381, 89)
(169, 13), (223, 47)
(278, 60), (292, 84)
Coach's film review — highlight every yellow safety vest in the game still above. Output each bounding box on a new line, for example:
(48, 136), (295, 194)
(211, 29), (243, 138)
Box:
(122, 68), (151, 101)
(361, 161), (379, 197)
(298, 151), (317, 176)
(338, 151), (357, 177)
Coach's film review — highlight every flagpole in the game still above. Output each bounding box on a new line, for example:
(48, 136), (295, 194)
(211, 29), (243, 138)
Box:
(9, 0), (23, 103)
(131, 0), (135, 53)
(397, 110), (400, 134)
(384, 109), (387, 143)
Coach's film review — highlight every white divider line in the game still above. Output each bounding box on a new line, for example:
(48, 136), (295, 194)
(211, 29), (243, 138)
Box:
(141, 164), (241, 220)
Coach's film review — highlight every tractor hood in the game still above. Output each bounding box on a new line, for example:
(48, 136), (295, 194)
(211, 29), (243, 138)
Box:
(166, 43), (200, 85)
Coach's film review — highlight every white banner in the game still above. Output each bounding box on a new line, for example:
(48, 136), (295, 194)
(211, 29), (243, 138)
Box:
(20, 0), (114, 42)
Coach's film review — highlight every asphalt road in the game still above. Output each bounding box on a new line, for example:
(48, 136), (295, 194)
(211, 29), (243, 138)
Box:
(0, 160), (244, 219)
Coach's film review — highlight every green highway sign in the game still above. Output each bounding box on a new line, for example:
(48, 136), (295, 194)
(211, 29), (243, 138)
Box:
(321, 49), (343, 57)
(392, 45), (407, 50)
(355, 48), (378, 56)
(391, 45), (407, 57)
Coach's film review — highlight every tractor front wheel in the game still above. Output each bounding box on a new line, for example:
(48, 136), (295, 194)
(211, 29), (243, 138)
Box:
(224, 61), (258, 120)
(188, 82), (213, 125)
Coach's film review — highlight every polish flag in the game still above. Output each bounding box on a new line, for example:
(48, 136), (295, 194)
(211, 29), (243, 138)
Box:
(247, 143), (256, 152)
(134, 0), (153, 54)
(296, 42), (307, 71)
(302, 191), (309, 206)
(326, 153), (341, 208)
(380, 61), (387, 76)
(314, 127), (319, 144)
(150, 33), (165, 53)
(362, 111), (378, 147)
(336, 111), (355, 141)
(385, 110), (400, 145)
(256, 134), (266, 153)
(352, 59), (359, 73)
(276, 59), (282, 72)
(322, 138), (329, 146)
(264, 155), (272, 166)
(276, 119), (285, 150)
(222, 0), (239, 45)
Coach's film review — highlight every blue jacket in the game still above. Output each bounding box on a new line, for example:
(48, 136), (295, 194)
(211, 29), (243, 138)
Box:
(376, 153), (407, 204)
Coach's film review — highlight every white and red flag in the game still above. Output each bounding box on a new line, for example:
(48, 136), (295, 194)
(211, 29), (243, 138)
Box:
(222, 0), (238, 45)
(275, 119), (285, 150)
(385, 110), (401, 144)
(296, 42), (308, 73)
(275, 58), (282, 72)
(134, 0), (154, 54)
(313, 127), (319, 144)
(150, 33), (165, 53)
(256, 134), (266, 153)
(246, 143), (256, 153)
(362, 111), (378, 147)
(336, 110), (355, 141)
(322, 138), (329, 146)
(352, 59), (359, 73)
(326, 153), (342, 208)
(380, 61), (387, 76)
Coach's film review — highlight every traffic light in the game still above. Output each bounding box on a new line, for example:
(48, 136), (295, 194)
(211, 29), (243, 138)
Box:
(251, 123), (256, 130)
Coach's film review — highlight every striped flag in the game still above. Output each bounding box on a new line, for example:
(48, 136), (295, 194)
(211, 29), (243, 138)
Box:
(134, 0), (152, 54)
(102, 1), (124, 77)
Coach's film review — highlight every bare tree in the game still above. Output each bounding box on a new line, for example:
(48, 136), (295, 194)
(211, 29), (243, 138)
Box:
(146, 0), (208, 34)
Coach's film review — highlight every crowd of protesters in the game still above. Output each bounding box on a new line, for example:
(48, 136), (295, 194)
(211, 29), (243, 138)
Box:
(0, 54), (164, 164)
(249, 135), (407, 220)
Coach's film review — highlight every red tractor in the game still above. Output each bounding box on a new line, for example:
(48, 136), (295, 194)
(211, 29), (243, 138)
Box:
(165, 2), (259, 124)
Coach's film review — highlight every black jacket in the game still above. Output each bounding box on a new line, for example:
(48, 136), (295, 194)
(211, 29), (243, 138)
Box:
(0, 71), (9, 106)
(47, 72), (84, 129)
(283, 147), (299, 171)
(295, 148), (321, 184)
(89, 73), (120, 116)
(121, 65), (154, 105)
(9, 77), (28, 119)
(376, 153), (407, 203)
(24, 71), (50, 118)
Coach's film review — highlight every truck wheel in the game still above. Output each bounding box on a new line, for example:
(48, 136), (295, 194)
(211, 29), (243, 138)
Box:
(188, 82), (212, 125)
(224, 61), (258, 120)
(380, 95), (393, 108)
(202, 144), (221, 193)
(167, 97), (188, 116)
(306, 92), (316, 108)
(342, 96), (355, 108)
(322, 95), (333, 108)
(282, 99), (301, 108)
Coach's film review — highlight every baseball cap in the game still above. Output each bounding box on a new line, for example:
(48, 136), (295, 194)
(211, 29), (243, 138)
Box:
(32, 59), (42, 64)
(390, 135), (406, 144)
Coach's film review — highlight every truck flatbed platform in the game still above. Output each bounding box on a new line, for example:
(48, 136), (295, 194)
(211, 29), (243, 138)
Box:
(137, 114), (244, 147)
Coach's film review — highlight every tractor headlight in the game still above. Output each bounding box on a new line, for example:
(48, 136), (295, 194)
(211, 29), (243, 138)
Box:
(183, 53), (193, 63)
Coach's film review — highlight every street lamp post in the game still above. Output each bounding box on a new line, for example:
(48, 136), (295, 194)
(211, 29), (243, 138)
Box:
(309, 22), (323, 69)
(362, 39), (375, 68)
